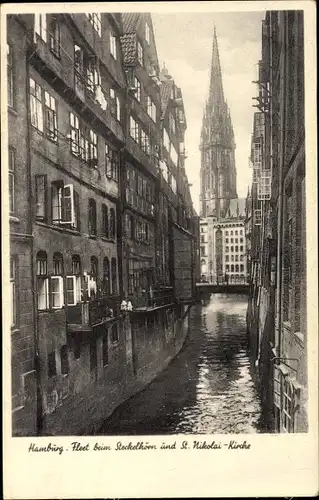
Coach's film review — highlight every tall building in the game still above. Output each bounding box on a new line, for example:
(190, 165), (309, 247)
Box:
(247, 11), (307, 433)
(199, 27), (247, 284)
(6, 12), (198, 436)
(199, 27), (237, 219)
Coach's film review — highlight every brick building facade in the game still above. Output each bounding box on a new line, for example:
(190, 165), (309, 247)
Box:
(6, 12), (199, 436)
(247, 10), (307, 432)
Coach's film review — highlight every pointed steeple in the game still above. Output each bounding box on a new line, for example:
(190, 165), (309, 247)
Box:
(208, 26), (224, 108)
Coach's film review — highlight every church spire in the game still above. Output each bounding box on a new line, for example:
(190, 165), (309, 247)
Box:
(208, 26), (224, 108)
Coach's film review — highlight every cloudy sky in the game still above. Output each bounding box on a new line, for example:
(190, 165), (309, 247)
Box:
(152, 11), (265, 213)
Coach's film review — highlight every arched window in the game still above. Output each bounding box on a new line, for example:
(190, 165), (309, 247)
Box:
(103, 257), (110, 295)
(109, 208), (116, 240)
(36, 251), (49, 310)
(53, 252), (63, 275)
(231, 264), (234, 273)
(111, 257), (117, 295)
(88, 198), (97, 235)
(235, 264), (239, 273)
(89, 256), (98, 297)
(102, 204), (109, 238)
(67, 255), (81, 305)
(52, 252), (64, 308)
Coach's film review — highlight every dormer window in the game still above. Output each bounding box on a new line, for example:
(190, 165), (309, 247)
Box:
(137, 41), (143, 66)
(145, 22), (150, 44)
(110, 31), (117, 59)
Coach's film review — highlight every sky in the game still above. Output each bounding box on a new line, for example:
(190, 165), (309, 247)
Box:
(152, 12), (265, 213)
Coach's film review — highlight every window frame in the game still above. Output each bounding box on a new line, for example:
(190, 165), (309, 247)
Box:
(7, 43), (14, 108)
(9, 147), (15, 214)
(109, 30), (117, 59)
(137, 40), (143, 66)
(36, 251), (49, 311)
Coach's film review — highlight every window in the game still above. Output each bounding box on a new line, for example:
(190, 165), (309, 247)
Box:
(225, 238), (229, 244)
(226, 246), (229, 252)
(44, 91), (57, 141)
(60, 345), (69, 375)
(235, 230), (238, 235)
(225, 255), (229, 262)
(88, 199), (97, 235)
(102, 204), (109, 238)
(235, 246), (238, 252)
(30, 78), (43, 132)
(37, 251), (49, 310)
(235, 255), (238, 262)
(282, 380), (293, 432)
(240, 245), (243, 252)
(110, 31), (117, 59)
(109, 208), (116, 240)
(231, 265), (234, 272)
(87, 257), (98, 298)
(226, 265), (229, 272)
(7, 44), (14, 107)
(130, 116), (139, 142)
(145, 22), (150, 44)
(34, 14), (47, 42)
(134, 77), (141, 101)
(48, 352), (56, 377)
(146, 96), (156, 122)
(52, 253), (64, 309)
(235, 264), (239, 273)
(52, 182), (79, 229)
(140, 129), (150, 154)
(67, 255), (81, 306)
(10, 257), (17, 327)
(108, 89), (121, 121)
(137, 41), (143, 66)
(258, 169), (272, 200)
(87, 13), (102, 36)
(9, 148), (15, 214)
(225, 230), (228, 236)
(70, 112), (80, 156)
(105, 144), (119, 182)
(240, 264), (244, 272)
(49, 16), (60, 57)
(103, 258), (110, 295)
(111, 258), (117, 295)
(231, 246), (234, 252)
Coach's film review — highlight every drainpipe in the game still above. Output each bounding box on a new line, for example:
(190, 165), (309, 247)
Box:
(275, 13), (287, 357)
(25, 52), (43, 435)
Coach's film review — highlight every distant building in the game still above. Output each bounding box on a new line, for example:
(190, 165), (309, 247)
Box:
(200, 199), (247, 283)
(199, 27), (247, 284)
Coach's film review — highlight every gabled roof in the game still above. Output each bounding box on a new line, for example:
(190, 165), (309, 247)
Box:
(122, 13), (140, 34)
(120, 32), (137, 66)
(226, 198), (246, 219)
(159, 80), (174, 118)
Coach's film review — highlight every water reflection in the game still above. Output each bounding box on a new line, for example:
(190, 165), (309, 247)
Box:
(99, 294), (263, 435)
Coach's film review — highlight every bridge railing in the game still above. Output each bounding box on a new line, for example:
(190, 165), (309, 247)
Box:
(198, 276), (248, 285)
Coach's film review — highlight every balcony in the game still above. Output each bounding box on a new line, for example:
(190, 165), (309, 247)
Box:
(67, 296), (121, 333)
(131, 287), (174, 313)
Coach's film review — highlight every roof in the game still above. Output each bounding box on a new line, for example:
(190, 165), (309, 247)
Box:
(224, 198), (246, 219)
(159, 80), (174, 118)
(120, 33), (136, 65)
(121, 13), (140, 34)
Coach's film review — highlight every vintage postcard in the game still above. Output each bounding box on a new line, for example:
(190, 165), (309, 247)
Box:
(2, 1), (318, 498)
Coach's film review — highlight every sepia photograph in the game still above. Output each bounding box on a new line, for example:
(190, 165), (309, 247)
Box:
(2, 1), (318, 498)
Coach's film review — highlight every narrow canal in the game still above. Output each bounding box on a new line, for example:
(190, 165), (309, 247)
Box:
(100, 294), (264, 434)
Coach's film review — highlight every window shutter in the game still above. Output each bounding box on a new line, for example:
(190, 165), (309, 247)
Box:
(61, 184), (75, 224)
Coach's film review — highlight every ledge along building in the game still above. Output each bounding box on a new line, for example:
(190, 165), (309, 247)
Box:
(246, 11), (307, 432)
(199, 27), (247, 284)
(7, 12), (199, 436)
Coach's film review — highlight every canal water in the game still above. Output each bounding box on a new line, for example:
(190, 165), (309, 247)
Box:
(100, 294), (264, 435)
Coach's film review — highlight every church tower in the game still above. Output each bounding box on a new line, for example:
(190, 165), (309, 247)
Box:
(199, 27), (237, 218)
